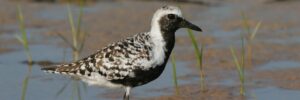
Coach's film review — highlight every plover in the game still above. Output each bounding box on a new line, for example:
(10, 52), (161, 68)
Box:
(42, 5), (202, 100)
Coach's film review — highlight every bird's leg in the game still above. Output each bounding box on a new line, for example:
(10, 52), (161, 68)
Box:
(123, 87), (131, 100)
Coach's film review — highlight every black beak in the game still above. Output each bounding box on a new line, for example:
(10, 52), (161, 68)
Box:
(179, 18), (202, 32)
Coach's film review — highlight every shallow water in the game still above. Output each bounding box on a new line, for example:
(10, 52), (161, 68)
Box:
(0, 2), (200, 99)
(193, 1), (300, 99)
(1, 0), (300, 100)
(35, 3), (116, 20)
(0, 36), (197, 100)
(258, 60), (300, 71)
(252, 87), (300, 100)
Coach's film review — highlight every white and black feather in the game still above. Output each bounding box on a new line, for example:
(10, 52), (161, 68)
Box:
(42, 5), (184, 88)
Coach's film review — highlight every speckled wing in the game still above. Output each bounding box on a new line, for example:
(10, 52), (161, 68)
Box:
(95, 33), (152, 80)
(41, 53), (99, 77)
(42, 32), (152, 81)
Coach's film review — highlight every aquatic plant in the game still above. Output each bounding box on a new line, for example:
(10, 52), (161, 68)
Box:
(230, 37), (246, 96)
(171, 54), (179, 95)
(57, 2), (86, 61)
(241, 12), (261, 68)
(56, 1), (86, 100)
(228, 12), (262, 97)
(21, 69), (32, 100)
(16, 5), (34, 100)
(187, 29), (206, 92)
(16, 5), (32, 65)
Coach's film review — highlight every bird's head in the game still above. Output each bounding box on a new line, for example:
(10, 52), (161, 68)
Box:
(151, 5), (202, 34)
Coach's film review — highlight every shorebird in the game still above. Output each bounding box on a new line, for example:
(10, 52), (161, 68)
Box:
(42, 5), (202, 100)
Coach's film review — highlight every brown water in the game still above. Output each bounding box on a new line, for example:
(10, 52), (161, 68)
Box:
(1, 0), (300, 100)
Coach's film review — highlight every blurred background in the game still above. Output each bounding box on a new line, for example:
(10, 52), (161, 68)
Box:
(1, 0), (300, 100)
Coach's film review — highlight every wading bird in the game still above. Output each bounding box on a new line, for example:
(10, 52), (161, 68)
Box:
(42, 5), (202, 100)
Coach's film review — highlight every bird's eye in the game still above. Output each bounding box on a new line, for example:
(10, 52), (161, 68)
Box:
(167, 14), (176, 20)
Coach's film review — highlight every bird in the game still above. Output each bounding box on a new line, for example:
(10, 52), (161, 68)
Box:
(42, 5), (202, 100)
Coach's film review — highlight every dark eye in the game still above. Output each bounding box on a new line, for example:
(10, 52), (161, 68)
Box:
(167, 14), (176, 20)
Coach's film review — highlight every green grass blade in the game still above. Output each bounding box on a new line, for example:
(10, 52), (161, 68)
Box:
(230, 46), (244, 77)
(250, 21), (262, 40)
(241, 12), (250, 36)
(56, 33), (77, 51)
(51, 2), (87, 100)
(230, 47), (241, 72)
(71, 81), (82, 100)
(187, 29), (202, 67)
(171, 54), (179, 95)
(17, 5), (26, 41)
(17, 5), (32, 64)
(55, 81), (71, 98)
(78, 31), (86, 53)
(199, 44), (205, 91)
(71, 81), (76, 100)
(21, 75), (30, 100)
(241, 37), (246, 96)
(76, 0), (84, 45)
(200, 45), (204, 69)
(15, 34), (25, 45)
(230, 45), (245, 96)
(67, 4), (77, 50)
(76, 6), (87, 95)
(241, 37), (245, 75)
(230, 47), (244, 80)
(17, 5), (29, 51)
(187, 29), (206, 92)
(76, 82), (82, 100)
(18, 5), (33, 98)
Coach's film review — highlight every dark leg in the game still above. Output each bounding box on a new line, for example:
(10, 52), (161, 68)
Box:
(123, 87), (131, 100)
(123, 92), (129, 100)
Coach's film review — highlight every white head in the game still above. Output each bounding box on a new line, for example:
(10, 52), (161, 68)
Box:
(151, 6), (183, 25)
(150, 5), (202, 37)
(147, 6), (202, 68)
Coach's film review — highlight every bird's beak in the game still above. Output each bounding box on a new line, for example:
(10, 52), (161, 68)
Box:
(179, 18), (202, 32)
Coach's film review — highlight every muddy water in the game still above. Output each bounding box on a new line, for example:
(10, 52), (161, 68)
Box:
(252, 87), (300, 100)
(0, 2), (197, 100)
(186, 0), (300, 100)
(0, 37), (198, 100)
(0, 36), (177, 99)
(1, 0), (300, 100)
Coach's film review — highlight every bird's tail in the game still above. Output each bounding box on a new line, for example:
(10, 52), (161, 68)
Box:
(41, 63), (80, 75)
(41, 65), (63, 74)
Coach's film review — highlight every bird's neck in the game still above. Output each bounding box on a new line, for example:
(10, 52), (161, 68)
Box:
(149, 24), (176, 66)
(160, 30), (176, 55)
(151, 21), (177, 49)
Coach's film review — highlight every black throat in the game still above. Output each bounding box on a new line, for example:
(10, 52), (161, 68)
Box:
(160, 29), (176, 57)
(159, 18), (179, 57)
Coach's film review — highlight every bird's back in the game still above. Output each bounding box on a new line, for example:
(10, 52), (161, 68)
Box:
(42, 32), (169, 87)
